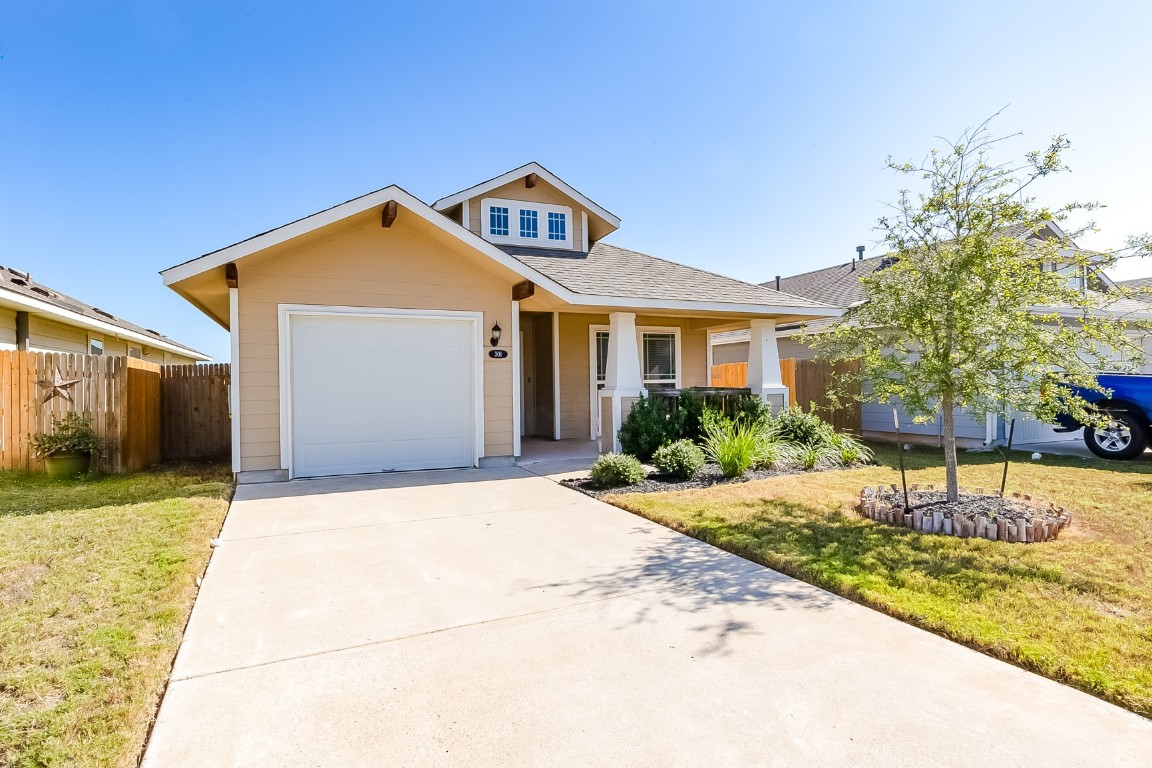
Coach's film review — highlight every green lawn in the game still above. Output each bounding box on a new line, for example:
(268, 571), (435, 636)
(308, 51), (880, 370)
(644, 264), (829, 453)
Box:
(0, 465), (233, 768)
(608, 445), (1152, 718)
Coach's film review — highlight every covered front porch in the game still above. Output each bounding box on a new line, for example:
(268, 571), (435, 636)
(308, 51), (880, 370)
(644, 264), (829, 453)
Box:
(511, 307), (793, 456)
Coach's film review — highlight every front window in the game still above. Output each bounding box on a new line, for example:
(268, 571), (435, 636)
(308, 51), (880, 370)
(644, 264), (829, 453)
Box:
(127, 346), (143, 360)
(595, 331), (609, 384)
(643, 333), (677, 384)
(519, 209), (538, 239)
(489, 206), (509, 237)
(594, 330), (678, 387)
(89, 336), (104, 356)
(547, 212), (567, 241)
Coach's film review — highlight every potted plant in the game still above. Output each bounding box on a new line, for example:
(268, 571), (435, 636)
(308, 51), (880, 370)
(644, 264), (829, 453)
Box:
(29, 414), (103, 478)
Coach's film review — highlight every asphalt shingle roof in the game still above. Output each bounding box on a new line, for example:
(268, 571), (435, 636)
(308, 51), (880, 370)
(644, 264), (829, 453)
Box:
(498, 242), (833, 310)
(0, 265), (204, 356)
(1119, 276), (1152, 294)
(769, 224), (1042, 306)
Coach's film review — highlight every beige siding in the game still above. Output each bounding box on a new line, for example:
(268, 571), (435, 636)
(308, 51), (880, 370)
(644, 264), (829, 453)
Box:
(465, 179), (588, 249)
(778, 336), (817, 360)
(28, 316), (88, 354)
(713, 341), (748, 365)
(555, 313), (709, 440)
(236, 216), (515, 472)
(0, 307), (16, 349)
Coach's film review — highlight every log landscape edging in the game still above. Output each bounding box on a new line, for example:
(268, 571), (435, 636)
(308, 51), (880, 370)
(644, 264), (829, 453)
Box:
(858, 484), (1073, 543)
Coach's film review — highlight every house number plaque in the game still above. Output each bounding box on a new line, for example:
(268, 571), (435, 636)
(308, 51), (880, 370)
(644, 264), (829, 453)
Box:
(488, 349), (509, 359)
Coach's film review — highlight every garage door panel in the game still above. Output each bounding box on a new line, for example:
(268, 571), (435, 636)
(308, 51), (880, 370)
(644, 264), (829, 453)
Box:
(289, 313), (477, 477)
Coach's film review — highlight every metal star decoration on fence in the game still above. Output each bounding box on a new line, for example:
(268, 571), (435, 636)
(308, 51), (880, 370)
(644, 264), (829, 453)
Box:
(37, 367), (82, 404)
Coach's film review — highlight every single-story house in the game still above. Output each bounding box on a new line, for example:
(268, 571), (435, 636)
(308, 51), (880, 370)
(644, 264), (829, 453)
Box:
(0, 264), (207, 363)
(712, 226), (1152, 447)
(162, 162), (837, 482)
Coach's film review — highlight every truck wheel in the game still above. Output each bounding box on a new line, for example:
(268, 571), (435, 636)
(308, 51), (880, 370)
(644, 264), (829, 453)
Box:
(1084, 412), (1148, 460)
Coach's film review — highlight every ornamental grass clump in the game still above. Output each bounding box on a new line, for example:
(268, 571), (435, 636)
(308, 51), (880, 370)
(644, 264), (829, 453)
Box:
(828, 431), (874, 466)
(702, 418), (765, 478)
(652, 439), (706, 481)
(589, 453), (646, 488)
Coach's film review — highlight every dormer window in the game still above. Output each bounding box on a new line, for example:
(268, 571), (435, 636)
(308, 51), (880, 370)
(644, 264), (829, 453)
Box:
(519, 209), (538, 239)
(489, 206), (509, 237)
(548, 212), (567, 241)
(481, 197), (572, 249)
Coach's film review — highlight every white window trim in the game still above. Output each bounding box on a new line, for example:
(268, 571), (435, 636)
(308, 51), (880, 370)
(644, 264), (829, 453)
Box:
(481, 197), (573, 249)
(88, 334), (104, 356)
(587, 324), (682, 438)
(276, 304), (486, 480)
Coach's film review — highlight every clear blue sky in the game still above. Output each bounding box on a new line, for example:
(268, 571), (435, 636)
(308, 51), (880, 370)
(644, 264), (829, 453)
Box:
(2, 1), (1149, 362)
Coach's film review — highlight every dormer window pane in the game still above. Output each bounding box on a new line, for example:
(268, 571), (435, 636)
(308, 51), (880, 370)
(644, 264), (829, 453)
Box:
(519, 209), (538, 239)
(489, 206), (509, 237)
(547, 212), (567, 241)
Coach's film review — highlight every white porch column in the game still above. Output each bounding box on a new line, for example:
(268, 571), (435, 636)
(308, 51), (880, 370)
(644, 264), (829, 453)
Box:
(747, 319), (789, 412)
(229, 286), (241, 473)
(600, 312), (646, 453)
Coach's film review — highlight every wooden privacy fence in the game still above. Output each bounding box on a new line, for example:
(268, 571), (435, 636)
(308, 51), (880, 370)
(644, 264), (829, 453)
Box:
(709, 358), (863, 435)
(161, 364), (231, 461)
(0, 351), (230, 473)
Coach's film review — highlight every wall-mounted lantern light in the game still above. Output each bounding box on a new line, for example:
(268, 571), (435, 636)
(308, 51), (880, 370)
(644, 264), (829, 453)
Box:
(490, 322), (502, 348)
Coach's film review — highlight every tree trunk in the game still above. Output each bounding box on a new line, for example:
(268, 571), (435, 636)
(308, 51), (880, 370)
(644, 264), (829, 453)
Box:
(941, 394), (959, 502)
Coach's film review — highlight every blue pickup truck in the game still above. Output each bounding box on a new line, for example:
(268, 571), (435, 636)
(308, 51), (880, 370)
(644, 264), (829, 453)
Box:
(1055, 374), (1152, 460)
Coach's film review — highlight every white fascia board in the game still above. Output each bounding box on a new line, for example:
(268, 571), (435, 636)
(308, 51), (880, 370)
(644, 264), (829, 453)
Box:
(162, 186), (407, 285)
(0, 290), (209, 360)
(561, 293), (842, 318)
(431, 162), (622, 229)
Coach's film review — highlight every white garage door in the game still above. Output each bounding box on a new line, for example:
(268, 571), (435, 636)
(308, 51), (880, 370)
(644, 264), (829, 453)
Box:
(288, 313), (477, 477)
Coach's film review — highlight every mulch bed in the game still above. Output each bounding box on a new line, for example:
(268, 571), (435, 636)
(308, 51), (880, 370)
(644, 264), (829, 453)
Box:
(562, 463), (799, 499)
(859, 484), (1073, 542)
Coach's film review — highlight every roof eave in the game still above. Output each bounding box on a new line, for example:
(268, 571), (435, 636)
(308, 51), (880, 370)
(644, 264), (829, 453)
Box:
(0, 288), (210, 360)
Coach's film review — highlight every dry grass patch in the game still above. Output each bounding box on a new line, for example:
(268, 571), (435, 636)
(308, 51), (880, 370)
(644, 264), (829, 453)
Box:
(0, 464), (232, 768)
(608, 445), (1152, 717)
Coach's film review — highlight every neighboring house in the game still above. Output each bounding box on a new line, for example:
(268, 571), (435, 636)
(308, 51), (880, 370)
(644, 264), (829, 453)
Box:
(0, 264), (208, 364)
(712, 225), (1152, 447)
(162, 162), (836, 482)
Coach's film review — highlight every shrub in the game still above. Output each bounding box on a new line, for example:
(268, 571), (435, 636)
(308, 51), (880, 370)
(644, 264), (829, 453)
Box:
(618, 395), (681, 462)
(652, 439), (706, 480)
(769, 405), (836, 448)
(828, 432), (874, 466)
(675, 389), (708, 444)
(28, 414), (103, 458)
(589, 453), (646, 487)
(702, 419), (765, 478)
(731, 394), (775, 426)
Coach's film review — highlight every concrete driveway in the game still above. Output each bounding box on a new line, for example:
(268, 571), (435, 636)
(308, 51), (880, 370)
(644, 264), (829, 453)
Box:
(143, 467), (1152, 767)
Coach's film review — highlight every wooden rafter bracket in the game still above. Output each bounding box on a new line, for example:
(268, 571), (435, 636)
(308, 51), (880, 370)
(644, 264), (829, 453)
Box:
(225, 262), (239, 288)
(381, 200), (398, 228)
(525, 173), (538, 188)
(512, 280), (535, 301)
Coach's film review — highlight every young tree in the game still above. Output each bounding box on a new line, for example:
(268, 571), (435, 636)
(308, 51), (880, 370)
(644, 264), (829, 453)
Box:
(812, 117), (1152, 501)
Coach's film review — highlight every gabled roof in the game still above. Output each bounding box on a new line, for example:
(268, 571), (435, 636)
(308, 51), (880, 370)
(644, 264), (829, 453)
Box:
(769, 224), (1052, 306)
(164, 181), (838, 323)
(501, 243), (831, 311)
(0, 265), (208, 359)
(431, 161), (622, 230)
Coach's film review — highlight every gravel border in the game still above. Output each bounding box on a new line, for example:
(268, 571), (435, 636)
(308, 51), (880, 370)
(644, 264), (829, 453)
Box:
(561, 462), (867, 499)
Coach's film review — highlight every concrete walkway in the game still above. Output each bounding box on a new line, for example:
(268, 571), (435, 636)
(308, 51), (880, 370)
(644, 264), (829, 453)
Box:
(144, 468), (1152, 767)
